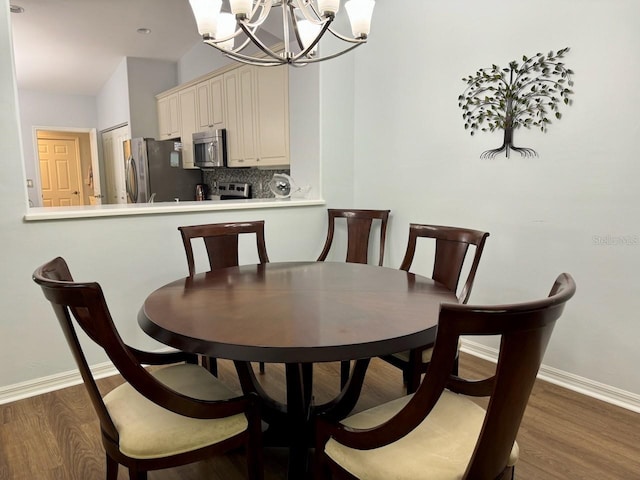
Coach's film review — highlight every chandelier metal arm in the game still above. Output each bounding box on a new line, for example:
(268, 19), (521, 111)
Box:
(293, 0), (325, 23)
(242, 0), (273, 29)
(289, 4), (334, 59)
(238, 22), (287, 62)
(205, 32), (254, 53)
(326, 26), (368, 44)
(290, 41), (364, 65)
(292, 22), (334, 61)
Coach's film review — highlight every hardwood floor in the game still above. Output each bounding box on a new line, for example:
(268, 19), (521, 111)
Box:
(0, 354), (638, 479)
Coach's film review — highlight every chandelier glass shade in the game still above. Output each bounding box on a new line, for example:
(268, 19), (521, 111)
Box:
(188, 0), (375, 67)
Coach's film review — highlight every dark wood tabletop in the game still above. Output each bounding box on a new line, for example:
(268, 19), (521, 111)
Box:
(138, 261), (458, 479)
(138, 261), (458, 364)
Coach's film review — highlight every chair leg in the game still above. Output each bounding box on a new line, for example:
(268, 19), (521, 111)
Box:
(128, 466), (147, 480)
(452, 353), (460, 376)
(105, 454), (118, 480)
(203, 356), (218, 376)
(313, 453), (330, 480)
(406, 367), (422, 394)
(246, 420), (265, 480)
(207, 357), (218, 377)
(259, 361), (265, 374)
(340, 361), (350, 389)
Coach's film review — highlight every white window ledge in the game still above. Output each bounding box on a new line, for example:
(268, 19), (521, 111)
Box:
(24, 198), (326, 221)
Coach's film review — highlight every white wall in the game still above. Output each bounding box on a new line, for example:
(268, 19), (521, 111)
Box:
(127, 57), (177, 139)
(352, 0), (640, 395)
(95, 58), (130, 131)
(178, 41), (235, 83)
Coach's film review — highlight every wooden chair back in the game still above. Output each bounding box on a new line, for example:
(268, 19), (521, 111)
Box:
(32, 257), (254, 441)
(178, 221), (270, 276)
(317, 209), (390, 266)
(400, 224), (489, 303)
(316, 273), (576, 480)
(435, 273), (576, 478)
(33, 256), (120, 443)
(33, 257), (262, 479)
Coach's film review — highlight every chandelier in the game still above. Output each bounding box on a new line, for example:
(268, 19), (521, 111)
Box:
(188, 0), (375, 67)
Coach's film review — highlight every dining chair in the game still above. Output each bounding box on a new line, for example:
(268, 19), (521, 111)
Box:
(317, 209), (390, 267)
(33, 257), (264, 480)
(379, 224), (490, 393)
(317, 208), (391, 388)
(178, 220), (270, 375)
(315, 273), (576, 480)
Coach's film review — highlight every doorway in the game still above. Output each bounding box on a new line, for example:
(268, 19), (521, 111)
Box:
(100, 125), (131, 205)
(37, 131), (91, 207)
(33, 128), (101, 207)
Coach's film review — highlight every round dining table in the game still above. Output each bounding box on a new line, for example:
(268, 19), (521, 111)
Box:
(138, 261), (457, 479)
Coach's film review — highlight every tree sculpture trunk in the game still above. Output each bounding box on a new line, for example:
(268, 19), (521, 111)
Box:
(481, 97), (537, 159)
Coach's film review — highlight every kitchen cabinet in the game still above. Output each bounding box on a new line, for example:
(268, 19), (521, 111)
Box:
(196, 77), (225, 130)
(157, 93), (180, 140)
(222, 71), (241, 165)
(157, 62), (289, 169)
(178, 86), (198, 169)
(255, 65), (290, 166)
(224, 65), (289, 167)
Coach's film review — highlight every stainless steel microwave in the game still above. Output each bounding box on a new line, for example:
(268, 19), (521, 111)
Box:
(193, 128), (227, 168)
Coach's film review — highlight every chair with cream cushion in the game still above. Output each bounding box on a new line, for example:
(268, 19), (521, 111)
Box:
(317, 208), (391, 388)
(315, 273), (576, 480)
(33, 257), (264, 480)
(379, 224), (489, 393)
(178, 220), (270, 376)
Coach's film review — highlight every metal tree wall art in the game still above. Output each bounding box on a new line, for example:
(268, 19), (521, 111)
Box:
(458, 47), (574, 159)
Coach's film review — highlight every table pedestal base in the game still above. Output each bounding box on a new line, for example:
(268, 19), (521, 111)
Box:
(234, 359), (371, 479)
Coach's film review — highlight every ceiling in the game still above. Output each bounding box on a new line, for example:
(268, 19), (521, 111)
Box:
(9, 0), (202, 96)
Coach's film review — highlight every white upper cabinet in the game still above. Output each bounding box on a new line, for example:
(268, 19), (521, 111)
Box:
(209, 76), (225, 128)
(223, 68), (245, 167)
(195, 77), (225, 131)
(157, 93), (180, 140)
(196, 81), (212, 131)
(157, 63), (289, 169)
(224, 65), (289, 167)
(255, 66), (289, 166)
(178, 86), (198, 169)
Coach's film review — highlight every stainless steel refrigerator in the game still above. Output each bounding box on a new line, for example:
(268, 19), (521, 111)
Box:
(124, 138), (202, 203)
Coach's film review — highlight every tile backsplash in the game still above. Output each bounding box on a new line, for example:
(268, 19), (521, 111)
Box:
(201, 167), (290, 199)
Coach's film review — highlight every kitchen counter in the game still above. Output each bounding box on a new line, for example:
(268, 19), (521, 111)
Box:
(23, 197), (325, 221)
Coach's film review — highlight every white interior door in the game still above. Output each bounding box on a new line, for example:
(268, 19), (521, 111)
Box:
(101, 125), (130, 204)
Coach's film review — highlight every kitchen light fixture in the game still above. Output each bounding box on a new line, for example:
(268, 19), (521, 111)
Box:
(189, 0), (375, 67)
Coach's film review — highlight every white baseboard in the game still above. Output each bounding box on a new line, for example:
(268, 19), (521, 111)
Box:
(3, 345), (640, 414)
(461, 339), (640, 414)
(0, 362), (118, 405)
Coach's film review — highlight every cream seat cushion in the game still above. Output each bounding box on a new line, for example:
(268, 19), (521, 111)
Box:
(103, 363), (248, 459)
(325, 390), (519, 480)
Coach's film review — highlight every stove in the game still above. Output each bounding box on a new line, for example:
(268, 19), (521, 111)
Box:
(217, 182), (251, 200)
